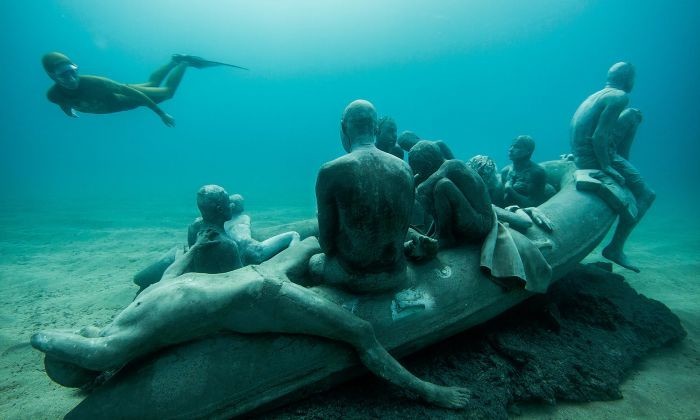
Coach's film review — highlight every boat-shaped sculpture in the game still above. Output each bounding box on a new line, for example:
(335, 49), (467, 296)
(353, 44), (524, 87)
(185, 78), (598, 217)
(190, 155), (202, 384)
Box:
(59, 160), (624, 419)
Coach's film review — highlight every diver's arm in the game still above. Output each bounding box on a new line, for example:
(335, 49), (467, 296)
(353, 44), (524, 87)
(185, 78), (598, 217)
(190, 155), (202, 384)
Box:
(59, 103), (78, 118)
(120, 85), (175, 127)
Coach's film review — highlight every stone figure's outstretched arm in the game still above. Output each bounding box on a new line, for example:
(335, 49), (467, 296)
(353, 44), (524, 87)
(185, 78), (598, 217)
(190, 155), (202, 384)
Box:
(493, 205), (532, 231)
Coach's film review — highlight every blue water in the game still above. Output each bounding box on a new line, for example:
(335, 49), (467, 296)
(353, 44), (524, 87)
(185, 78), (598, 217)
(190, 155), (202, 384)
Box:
(1, 0), (699, 210)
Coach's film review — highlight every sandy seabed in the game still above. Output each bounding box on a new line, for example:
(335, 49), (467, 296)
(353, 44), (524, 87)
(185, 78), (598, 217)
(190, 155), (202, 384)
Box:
(0, 198), (698, 419)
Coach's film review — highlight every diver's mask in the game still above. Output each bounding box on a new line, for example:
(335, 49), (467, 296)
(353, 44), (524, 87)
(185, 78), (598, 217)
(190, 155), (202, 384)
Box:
(52, 63), (79, 89)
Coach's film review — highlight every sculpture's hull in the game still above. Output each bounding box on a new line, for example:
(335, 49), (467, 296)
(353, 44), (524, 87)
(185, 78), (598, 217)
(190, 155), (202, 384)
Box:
(65, 161), (616, 419)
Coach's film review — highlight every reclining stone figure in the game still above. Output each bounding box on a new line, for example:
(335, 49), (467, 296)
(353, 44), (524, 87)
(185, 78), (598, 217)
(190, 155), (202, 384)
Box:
(31, 236), (469, 409)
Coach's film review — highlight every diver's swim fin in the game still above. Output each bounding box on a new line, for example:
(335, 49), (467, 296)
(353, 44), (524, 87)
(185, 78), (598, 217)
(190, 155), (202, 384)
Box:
(172, 54), (249, 70)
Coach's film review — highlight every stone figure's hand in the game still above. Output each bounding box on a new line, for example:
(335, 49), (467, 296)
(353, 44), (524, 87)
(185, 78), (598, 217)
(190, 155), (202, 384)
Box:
(523, 207), (553, 232)
(599, 167), (625, 186)
(161, 113), (176, 127)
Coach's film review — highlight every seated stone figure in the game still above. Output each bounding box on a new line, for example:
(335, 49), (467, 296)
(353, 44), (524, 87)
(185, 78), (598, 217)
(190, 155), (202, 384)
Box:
(160, 185), (242, 279)
(30, 237), (469, 409)
(467, 155), (553, 233)
(375, 116), (404, 159)
(224, 193), (300, 265)
(571, 62), (655, 272)
(309, 100), (415, 293)
(409, 141), (494, 248)
(466, 155), (505, 207)
(500, 135), (554, 208)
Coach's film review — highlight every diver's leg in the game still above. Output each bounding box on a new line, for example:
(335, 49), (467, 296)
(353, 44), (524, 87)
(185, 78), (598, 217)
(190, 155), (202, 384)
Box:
(235, 278), (469, 408)
(130, 63), (187, 103)
(140, 59), (179, 87)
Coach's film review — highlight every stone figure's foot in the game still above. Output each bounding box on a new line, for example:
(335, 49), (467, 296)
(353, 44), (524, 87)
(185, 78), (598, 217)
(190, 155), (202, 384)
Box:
(602, 246), (640, 273)
(423, 383), (470, 409)
(405, 235), (438, 262)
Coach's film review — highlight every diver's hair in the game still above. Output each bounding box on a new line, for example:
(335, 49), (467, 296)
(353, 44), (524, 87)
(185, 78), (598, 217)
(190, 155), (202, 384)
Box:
(42, 52), (73, 73)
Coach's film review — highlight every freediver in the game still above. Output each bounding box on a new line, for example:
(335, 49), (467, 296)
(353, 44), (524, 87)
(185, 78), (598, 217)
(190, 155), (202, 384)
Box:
(42, 52), (247, 126)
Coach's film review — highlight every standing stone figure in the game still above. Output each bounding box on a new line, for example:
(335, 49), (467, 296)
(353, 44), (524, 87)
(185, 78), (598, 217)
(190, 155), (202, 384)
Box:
(310, 100), (415, 293)
(570, 62), (655, 272)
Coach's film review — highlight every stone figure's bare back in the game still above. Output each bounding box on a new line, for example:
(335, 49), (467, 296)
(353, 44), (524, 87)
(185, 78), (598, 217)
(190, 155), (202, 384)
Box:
(319, 149), (414, 273)
(571, 87), (628, 152)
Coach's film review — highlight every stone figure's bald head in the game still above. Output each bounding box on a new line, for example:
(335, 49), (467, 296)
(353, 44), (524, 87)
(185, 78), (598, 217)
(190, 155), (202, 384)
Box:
(607, 62), (635, 92)
(376, 116), (398, 149)
(408, 140), (445, 184)
(341, 100), (378, 151)
(197, 185), (232, 223)
(398, 131), (421, 152)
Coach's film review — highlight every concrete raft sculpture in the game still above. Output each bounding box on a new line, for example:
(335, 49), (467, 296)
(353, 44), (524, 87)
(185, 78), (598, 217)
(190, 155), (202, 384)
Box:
(58, 160), (621, 419)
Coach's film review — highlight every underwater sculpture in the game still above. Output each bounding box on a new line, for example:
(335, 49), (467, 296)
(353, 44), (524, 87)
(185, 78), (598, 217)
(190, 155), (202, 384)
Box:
(501, 135), (556, 208)
(42, 52), (246, 126)
(29, 93), (646, 418)
(134, 186), (300, 293)
(39, 155), (620, 419)
(375, 116), (405, 159)
(571, 62), (655, 272)
(224, 194), (301, 266)
(408, 141), (494, 248)
(31, 236), (469, 409)
(309, 100), (416, 293)
(467, 154), (506, 207)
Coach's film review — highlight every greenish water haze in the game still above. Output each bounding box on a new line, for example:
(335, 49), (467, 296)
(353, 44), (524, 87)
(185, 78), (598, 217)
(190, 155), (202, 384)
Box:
(1, 0), (698, 212)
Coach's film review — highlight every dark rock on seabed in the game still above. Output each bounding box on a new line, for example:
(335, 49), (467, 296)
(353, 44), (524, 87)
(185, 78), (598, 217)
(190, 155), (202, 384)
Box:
(259, 263), (687, 419)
